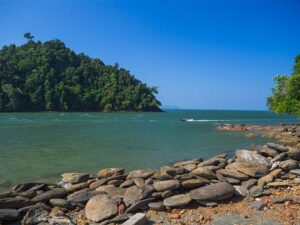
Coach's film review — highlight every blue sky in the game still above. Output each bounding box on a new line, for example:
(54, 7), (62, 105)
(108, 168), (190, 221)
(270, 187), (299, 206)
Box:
(0, 0), (299, 110)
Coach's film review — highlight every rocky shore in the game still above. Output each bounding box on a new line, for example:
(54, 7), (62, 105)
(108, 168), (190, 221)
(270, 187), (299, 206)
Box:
(1, 138), (300, 224)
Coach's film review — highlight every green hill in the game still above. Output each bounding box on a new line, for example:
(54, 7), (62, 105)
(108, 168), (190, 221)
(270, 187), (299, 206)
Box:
(0, 33), (161, 112)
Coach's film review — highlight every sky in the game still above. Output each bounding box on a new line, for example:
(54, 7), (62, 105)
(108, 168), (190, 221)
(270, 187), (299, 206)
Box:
(0, 0), (300, 110)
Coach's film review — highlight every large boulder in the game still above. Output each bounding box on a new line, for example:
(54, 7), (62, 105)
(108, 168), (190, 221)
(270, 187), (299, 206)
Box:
(97, 168), (124, 178)
(190, 183), (235, 202)
(61, 173), (90, 184)
(163, 194), (192, 208)
(85, 194), (118, 222)
(235, 150), (271, 167)
(153, 180), (180, 192)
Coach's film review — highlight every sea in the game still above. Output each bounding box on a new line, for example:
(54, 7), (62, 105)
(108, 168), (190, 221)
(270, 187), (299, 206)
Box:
(0, 110), (299, 190)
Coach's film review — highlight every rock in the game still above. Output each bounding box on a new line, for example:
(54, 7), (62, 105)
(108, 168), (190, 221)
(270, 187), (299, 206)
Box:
(67, 188), (95, 204)
(12, 183), (44, 193)
(287, 149), (300, 160)
(257, 174), (274, 187)
(224, 177), (240, 185)
(32, 188), (66, 202)
(257, 146), (278, 157)
(163, 194), (192, 208)
(0, 209), (19, 221)
(85, 194), (118, 222)
(271, 153), (286, 163)
(266, 181), (292, 187)
(181, 178), (208, 189)
(177, 173), (195, 181)
(148, 202), (165, 211)
(61, 173), (89, 184)
(96, 185), (126, 197)
(271, 197), (291, 203)
(153, 180), (180, 192)
(161, 190), (174, 198)
(197, 201), (218, 207)
(125, 198), (154, 213)
(183, 164), (197, 172)
(121, 179), (135, 188)
(64, 182), (88, 193)
(22, 208), (49, 225)
(266, 143), (288, 152)
(48, 215), (74, 225)
(235, 150), (271, 167)
(173, 158), (202, 167)
(249, 186), (263, 197)
(234, 185), (249, 197)
(133, 178), (145, 188)
(110, 213), (132, 223)
(233, 162), (269, 178)
(97, 168), (124, 178)
(215, 172), (228, 183)
(249, 200), (265, 211)
(18, 202), (51, 214)
(217, 169), (249, 180)
(191, 167), (216, 179)
(190, 182), (235, 201)
(279, 159), (298, 171)
(49, 198), (74, 209)
(294, 178), (300, 184)
(89, 179), (107, 189)
(198, 158), (226, 167)
(122, 213), (147, 225)
(290, 169), (300, 176)
(0, 196), (31, 209)
(270, 168), (282, 178)
(123, 186), (149, 206)
(107, 179), (123, 186)
(241, 179), (257, 189)
(127, 170), (155, 179)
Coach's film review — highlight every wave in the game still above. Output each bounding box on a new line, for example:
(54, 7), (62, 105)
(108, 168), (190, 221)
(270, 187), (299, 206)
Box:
(181, 118), (299, 123)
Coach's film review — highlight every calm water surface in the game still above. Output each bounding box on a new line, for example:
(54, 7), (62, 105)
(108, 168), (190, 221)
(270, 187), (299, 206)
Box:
(0, 110), (298, 190)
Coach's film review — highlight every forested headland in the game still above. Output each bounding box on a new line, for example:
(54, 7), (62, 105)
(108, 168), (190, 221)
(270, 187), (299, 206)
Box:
(0, 33), (161, 112)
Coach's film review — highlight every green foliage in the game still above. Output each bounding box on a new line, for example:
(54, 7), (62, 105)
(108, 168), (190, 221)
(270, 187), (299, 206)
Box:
(0, 34), (161, 112)
(267, 55), (300, 117)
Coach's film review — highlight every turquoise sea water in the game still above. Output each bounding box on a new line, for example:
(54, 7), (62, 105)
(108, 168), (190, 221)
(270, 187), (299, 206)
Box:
(0, 110), (299, 190)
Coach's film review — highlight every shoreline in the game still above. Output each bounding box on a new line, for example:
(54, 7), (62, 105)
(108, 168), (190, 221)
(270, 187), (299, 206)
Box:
(0, 124), (300, 224)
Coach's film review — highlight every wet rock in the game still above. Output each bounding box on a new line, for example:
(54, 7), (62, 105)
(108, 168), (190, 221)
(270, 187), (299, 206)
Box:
(49, 198), (74, 209)
(181, 178), (208, 189)
(257, 174), (274, 187)
(148, 202), (165, 211)
(249, 186), (263, 197)
(122, 213), (147, 225)
(125, 198), (154, 213)
(67, 188), (95, 204)
(61, 173), (89, 184)
(153, 180), (180, 192)
(85, 194), (118, 222)
(233, 162), (269, 177)
(173, 158), (202, 167)
(287, 149), (300, 160)
(241, 179), (257, 189)
(22, 208), (49, 225)
(0, 196), (31, 209)
(249, 200), (265, 211)
(236, 150), (271, 167)
(0, 209), (19, 221)
(32, 188), (67, 203)
(279, 159), (298, 171)
(163, 194), (192, 208)
(127, 170), (155, 179)
(266, 143), (288, 152)
(89, 178), (107, 189)
(191, 167), (216, 179)
(234, 185), (249, 197)
(97, 168), (124, 178)
(217, 169), (249, 180)
(190, 182), (235, 201)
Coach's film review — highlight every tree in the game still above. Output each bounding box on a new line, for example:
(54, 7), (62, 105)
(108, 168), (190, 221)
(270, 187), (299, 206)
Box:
(267, 55), (300, 117)
(24, 32), (34, 41)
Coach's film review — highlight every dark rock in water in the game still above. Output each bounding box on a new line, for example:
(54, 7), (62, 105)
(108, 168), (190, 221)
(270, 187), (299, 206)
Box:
(61, 173), (90, 184)
(153, 180), (180, 192)
(49, 198), (74, 209)
(22, 208), (49, 225)
(249, 186), (263, 197)
(0, 196), (32, 209)
(279, 159), (298, 171)
(125, 198), (154, 213)
(32, 188), (67, 202)
(85, 194), (118, 222)
(97, 168), (124, 178)
(67, 188), (95, 204)
(190, 183), (235, 202)
(235, 150), (271, 167)
(266, 143), (288, 152)
(0, 209), (19, 221)
(287, 149), (300, 161)
(181, 178), (208, 189)
(163, 194), (191, 208)
(148, 202), (165, 211)
(127, 170), (155, 179)
(249, 200), (266, 211)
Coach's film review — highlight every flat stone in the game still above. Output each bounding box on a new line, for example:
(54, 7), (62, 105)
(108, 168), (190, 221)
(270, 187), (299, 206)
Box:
(279, 159), (298, 171)
(49, 198), (74, 209)
(191, 167), (216, 179)
(48, 215), (74, 225)
(290, 169), (300, 176)
(198, 158), (226, 167)
(148, 202), (165, 211)
(107, 179), (124, 186)
(266, 181), (292, 187)
(181, 178), (208, 189)
(123, 186), (149, 206)
(133, 178), (145, 188)
(294, 178), (300, 184)
(97, 168), (124, 178)
(64, 182), (88, 193)
(22, 208), (49, 225)
(85, 194), (118, 222)
(236, 150), (271, 167)
(241, 179), (257, 189)
(67, 188), (95, 204)
(234, 185), (249, 197)
(287, 149), (300, 160)
(120, 179), (135, 188)
(0, 196), (31, 209)
(248, 200), (266, 211)
(61, 173), (89, 184)
(270, 169), (282, 178)
(271, 197), (291, 203)
(125, 198), (154, 213)
(163, 194), (192, 208)
(32, 188), (67, 202)
(153, 180), (180, 192)
(89, 179), (107, 189)
(271, 153), (286, 163)
(190, 182), (235, 202)
(18, 202), (51, 214)
(258, 146), (278, 157)
(217, 169), (249, 180)
(127, 170), (155, 179)
(110, 213), (132, 223)
(233, 162), (269, 178)
(197, 201), (218, 207)
(266, 143), (288, 152)
(249, 186), (263, 197)
(183, 164), (197, 172)
(257, 174), (274, 187)
(161, 190), (174, 198)
(0, 209), (19, 221)
(224, 177), (240, 185)
(173, 158), (202, 167)
(122, 213), (147, 225)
